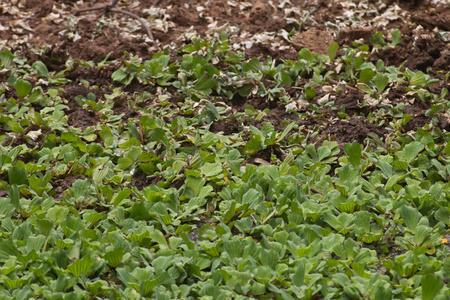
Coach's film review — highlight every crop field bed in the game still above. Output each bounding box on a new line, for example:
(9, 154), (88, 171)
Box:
(1, 0), (450, 298)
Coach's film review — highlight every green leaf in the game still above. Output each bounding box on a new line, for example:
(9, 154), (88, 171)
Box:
(429, 182), (442, 198)
(194, 73), (216, 92)
(72, 179), (91, 199)
(251, 282), (266, 295)
(8, 165), (28, 185)
(223, 201), (236, 224)
(413, 225), (432, 246)
(243, 58), (262, 74)
(392, 160), (408, 171)
(292, 262), (305, 286)
(55, 275), (68, 293)
(26, 235), (46, 253)
(140, 279), (159, 297)
(343, 142), (361, 167)
(359, 69), (376, 84)
(371, 32), (385, 46)
(377, 160), (392, 177)
(403, 141), (424, 163)
(238, 83), (255, 97)
(357, 62), (376, 70)
(421, 274), (444, 300)
(305, 87), (316, 99)
(277, 70), (293, 85)
(14, 79), (32, 100)
(112, 68), (134, 85)
(410, 70), (427, 87)
(8, 184), (21, 213)
(241, 188), (260, 205)
(276, 122), (296, 143)
(0, 240), (21, 261)
(259, 248), (278, 270)
(32, 61), (51, 79)
(104, 248), (124, 268)
(0, 199), (14, 218)
(385, 173), (402, 192)
(356, 83), (372, 94)
(374, 286), (392, 300)
(244, 134), (262, 155)
(398, 205), (420, 231)
(36, 219), (53, 236)
(149, 229), (168, 248)
(67, 255), (95, 277)
(178, 230), (195, 250)
(374, 73), (389, 93)
(128, 146), (142, 161)
(435, 207), (450, 225)
(298, 48), (315, 62)
(200, 162), (223, 178)
(150, 128), (169, 146)
(389, 29), (402, 46)
(92, 165), (109, 184)
(185, 176), (206, 197)
(128, 123), (141, 142)
(0, 50), (14, 68)
(204, 102), (220, 121)
(153, 256), (172, 271)
(328, 43), (339, 61)
(117, 157), (134, 170)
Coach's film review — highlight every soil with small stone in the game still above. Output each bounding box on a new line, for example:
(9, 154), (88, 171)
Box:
(1, 0), (450, 191)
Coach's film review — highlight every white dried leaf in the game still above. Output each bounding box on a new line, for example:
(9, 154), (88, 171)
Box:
(239, 2), (252, 9)
(297, 100), (309, 110)
(322, 86), (333, 93)
(278, 0), (291, 9)
(251, 85), (258, 95)
(36, 78), (49, 86)
(364, 95), (380, 107)
(268, 1), (276, 10)
(15, 20), (33, 31)
(253, 33), (272, 43)
(244, 41), (254, 49)
(208, 22), (229, 33)
(285, 102), (297, 112)
(279, 29), (290, 41)
(343, 11), (355, 18)
(439, 32), (450, 42)
(44, 13), (63, 24)
(372, 17), (389, 27)
(284, 7), (301, 16)
(317, 94), (330, 105)
(336, 82), (347, 93)
(27, 130), (42, 141)
(73, 31), (82, 42)
(143, 7), (167, 18)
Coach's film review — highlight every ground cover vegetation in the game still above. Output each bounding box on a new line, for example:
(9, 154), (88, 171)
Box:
(1, 0), (450, 298)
